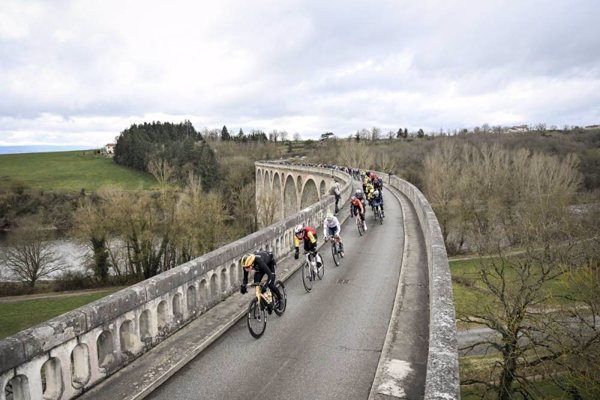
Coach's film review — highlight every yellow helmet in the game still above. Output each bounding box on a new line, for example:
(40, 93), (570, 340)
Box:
(241, 254), (255, 268)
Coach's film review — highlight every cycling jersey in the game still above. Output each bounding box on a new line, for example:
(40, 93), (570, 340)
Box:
(294, 226), (317, 249)
(323, 216), (341, 237)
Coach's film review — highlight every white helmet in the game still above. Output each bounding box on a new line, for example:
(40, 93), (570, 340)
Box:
(294, 224), (303, 234)
(326, 211), (334, 221)
(374, 190), (380, 197)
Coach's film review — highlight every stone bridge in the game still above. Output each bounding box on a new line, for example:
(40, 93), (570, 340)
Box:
(0, 162), (459, 400)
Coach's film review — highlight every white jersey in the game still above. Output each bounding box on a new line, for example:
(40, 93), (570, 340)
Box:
(323, 216), (341, 236)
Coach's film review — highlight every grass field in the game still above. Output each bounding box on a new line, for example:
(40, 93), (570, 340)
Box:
(0, 150), (159, 192)
(0, 288), (123, 339)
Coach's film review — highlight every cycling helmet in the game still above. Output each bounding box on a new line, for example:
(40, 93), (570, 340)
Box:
(355, 189), (363, 196)
(373, 190), (380, 197)
(351, 196), (356, 201)
(241, 254), (255, 268)
(326, 211), (334, 221)
(294, 224), (304, 235)
(365, 171), (371, 177)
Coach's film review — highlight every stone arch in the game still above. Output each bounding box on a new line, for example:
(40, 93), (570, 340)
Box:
(320, 180), (327, 196)
(220, 268), (228, 295)
(157, 301), (168, 329)
(199, 279), (208, 307)
(71, 343), (90, 389)
(272, 172), (283, 221)
(119, 320), (135, 353)
(97, 330), (114, 368)
(172, 293), (183, 318)
(283, 175), (297, 217)
(262, 170), (269, 192)
(210, 274), (218, 301)
(300, 179), (319, 208)
(5, 375), (29, 400)
(187, 286), (197, 314)
(229, 263), (237, 286)
(41, 357), (63, 400)
(139, 310), (151, 340)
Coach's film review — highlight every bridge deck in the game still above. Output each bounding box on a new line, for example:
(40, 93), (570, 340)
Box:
(81, 185), (430, 400)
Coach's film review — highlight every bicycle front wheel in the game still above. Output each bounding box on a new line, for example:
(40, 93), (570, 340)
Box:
(273, 280), (287, 316)
(331, 242), (340, 266)
(247, 298), (266, 339)
(317, 256), (325, 280)
(357, 217), (364, 236)
(301, 261), (313, 292)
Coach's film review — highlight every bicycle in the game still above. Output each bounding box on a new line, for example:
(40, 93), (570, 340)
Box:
(246, 280), (287, 339)
(354, 210), (365, 236)
(325, 235), (344, 266)
(301, 251), (324, 292)
(373, 202), (384, 225)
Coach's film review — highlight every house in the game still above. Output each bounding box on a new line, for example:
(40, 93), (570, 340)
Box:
(506, 125), (529, 133)
(584, 124), (600, 130)
(104, 143), (116, 154)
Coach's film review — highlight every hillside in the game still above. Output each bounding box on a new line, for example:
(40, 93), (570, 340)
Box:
(0, 150), (160, 192)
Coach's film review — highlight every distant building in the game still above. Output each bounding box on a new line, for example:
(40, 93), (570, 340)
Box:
(506, 125), (529, 133)
(104, 143), (116, 154)
(584, 124), (600, 130)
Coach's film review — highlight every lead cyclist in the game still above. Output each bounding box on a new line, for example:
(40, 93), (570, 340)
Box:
(323, 211), (344, 255)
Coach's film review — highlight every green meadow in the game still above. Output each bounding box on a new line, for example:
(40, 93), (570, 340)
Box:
(0, 150), (159, 192)
(0, 288), (123, 340)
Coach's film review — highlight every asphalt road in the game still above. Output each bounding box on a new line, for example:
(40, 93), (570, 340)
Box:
(148, 193), (405, 400)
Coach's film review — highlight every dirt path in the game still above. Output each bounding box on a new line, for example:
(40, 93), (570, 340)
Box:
(0, 286), (125, 303)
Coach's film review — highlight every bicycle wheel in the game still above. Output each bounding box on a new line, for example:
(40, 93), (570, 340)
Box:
(379, 207), (384, 225)
(331, 242), (340, 266)
(317, 255), (325, 280)
(301, 261), (313, 292)
(273, 280), (287, 316)
(247, 298), (266, 339)
(356, 217), (364, 236)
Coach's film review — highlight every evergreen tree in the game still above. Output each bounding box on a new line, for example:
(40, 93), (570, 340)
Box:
(221, 125), (231, 141)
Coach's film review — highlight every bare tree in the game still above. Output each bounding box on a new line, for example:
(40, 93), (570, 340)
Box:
(256, 191), (278, 228)
(454, 145), (590, 398)
(338, 141), (371, 169)
(148, 157), (175, 188)
(72, 196), (110, 282)
(2, 217), (64, 289)
(375, 151), (396, 176)
(423, 139), (461, 252)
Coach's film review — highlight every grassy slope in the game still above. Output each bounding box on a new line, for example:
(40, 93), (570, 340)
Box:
(0, 150), (159, 192)
(0, 288), (122, 339)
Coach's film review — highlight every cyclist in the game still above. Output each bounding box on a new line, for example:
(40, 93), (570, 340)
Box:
(372, 189), (385, 217)
(362, 172), (371, 192)
(350, 195), (367, 231)
(365, 181), (375, 209)
(323, 211), (344, 255)
(330, 179), (341, 214)
(240, 251), (282, 314)
(374, 176), (384, 192)
(293, 224), (323, 269)
(355, 189), (367, 210)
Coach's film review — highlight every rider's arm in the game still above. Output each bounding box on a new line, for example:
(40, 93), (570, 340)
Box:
(306, 231), (317, 244)
(293, 235), (300, 249)
(242, 268), (249, 285)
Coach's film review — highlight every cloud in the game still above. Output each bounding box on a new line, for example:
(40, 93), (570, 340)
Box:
(1, 0), (600, 146)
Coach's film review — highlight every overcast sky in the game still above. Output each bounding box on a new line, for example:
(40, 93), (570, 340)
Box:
(1, 0), (600, 147)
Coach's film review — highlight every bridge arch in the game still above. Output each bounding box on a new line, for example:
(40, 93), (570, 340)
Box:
(300, 179), (319, 209)
(272, 172), (283, 221)
(283, 175), (298, 217)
